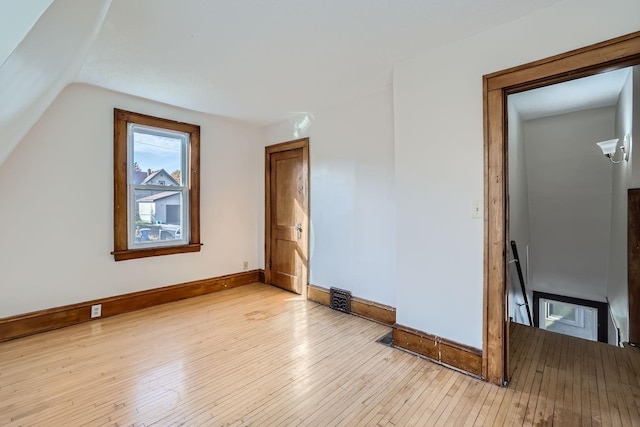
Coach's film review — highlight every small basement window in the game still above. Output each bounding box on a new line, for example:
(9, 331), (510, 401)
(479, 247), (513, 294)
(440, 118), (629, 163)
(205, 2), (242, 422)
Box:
(533, 291), (608, 343)
(545, 300), (584, 327)
(112, 109), (201, 261)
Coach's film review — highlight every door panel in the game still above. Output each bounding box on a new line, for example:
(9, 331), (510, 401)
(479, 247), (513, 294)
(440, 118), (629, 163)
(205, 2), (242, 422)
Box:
(273, 240), (298, 291)
(269, 148), (306, 294)
(275, 157), (298, 226)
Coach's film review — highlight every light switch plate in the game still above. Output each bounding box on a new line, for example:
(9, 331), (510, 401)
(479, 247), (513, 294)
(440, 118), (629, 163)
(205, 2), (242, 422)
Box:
(472, 200), (483, 219)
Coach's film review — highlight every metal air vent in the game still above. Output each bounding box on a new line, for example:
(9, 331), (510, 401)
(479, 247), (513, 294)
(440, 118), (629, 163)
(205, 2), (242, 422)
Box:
(330, 287), (352, 314)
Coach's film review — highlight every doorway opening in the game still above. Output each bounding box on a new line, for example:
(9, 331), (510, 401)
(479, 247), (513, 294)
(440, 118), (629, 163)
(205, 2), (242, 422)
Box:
(506, 66), (632, 347)
(482, 31), (640, 385)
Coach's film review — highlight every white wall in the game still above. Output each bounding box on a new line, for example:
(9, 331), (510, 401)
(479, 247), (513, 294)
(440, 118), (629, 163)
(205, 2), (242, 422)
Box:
(394, 0), (640, 349)
(507, 101), (532, 324)
(635, 66), (640, 188)
(630, 66), (640, 189)
(607, 68), (634, 342)
(263, 87), (396, 307)
(0, 83), (263, 317)
(524, 107), (615, 301)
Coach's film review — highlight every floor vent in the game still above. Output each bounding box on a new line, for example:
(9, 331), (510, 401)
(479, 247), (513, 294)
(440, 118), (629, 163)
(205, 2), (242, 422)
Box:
(376, 331), (393, 346)
(330, 287), (352, 314)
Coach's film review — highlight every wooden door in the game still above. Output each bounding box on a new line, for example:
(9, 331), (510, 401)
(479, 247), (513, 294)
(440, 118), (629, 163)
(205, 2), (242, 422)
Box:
(265, 139), (309, 295)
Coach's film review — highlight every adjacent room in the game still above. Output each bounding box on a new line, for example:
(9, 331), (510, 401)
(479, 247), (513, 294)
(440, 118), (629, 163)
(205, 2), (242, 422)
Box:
(1, 0), (639, 425)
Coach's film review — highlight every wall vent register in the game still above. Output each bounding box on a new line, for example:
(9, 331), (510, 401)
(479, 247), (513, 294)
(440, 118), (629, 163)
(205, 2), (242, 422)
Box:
(330, 287), (352, 314)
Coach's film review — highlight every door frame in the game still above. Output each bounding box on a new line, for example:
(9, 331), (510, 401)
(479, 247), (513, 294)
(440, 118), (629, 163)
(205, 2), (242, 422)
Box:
(482, 31), (640, 385)
(265, 138), (310, 294)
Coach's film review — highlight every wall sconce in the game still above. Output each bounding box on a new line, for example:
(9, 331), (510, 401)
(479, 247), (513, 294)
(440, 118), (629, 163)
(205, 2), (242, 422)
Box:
(292, 113), (314, 138)
(596, 134), (629, 164)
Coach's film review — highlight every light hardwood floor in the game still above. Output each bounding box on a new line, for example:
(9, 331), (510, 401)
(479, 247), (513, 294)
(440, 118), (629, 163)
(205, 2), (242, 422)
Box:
(0, 283), (639, 426)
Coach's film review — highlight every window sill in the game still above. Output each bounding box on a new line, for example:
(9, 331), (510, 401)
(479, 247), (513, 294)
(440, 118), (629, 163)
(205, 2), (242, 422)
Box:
(112, 243), (202, 261)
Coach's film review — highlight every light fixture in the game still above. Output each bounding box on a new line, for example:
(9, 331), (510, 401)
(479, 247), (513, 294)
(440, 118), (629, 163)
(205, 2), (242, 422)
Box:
(596, 134), (629, 164)
(292, 112), (314, 138)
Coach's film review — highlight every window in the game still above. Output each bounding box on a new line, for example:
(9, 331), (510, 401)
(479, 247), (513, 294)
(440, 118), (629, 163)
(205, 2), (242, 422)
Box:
(533, 291), (608, 343)
(112, 109), (201, 261)
(544, 301), (584, 327)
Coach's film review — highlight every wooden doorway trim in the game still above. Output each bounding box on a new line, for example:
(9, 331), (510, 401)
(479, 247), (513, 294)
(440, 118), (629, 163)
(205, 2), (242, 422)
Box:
(265, 138), (310, 294)
(483, 31), (640, 385)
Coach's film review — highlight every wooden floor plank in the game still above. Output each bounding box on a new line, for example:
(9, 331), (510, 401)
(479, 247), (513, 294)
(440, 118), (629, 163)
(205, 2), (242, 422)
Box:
(552, 334), (569, 426)
(367, 362), (440, 426)
(587, 337), (602, 427)
(613, 344), (640, 427)
(448, 376), (487, 426)
(578, 338), (591, 427)
(432, 375), (473, 426)
(601, 343), (624, 427)
(525, 329), (552, 425)
(537, 330), (561, 426)
(594, 338), (614, 427)
(1, 287), (639, 426)
(471, 380), (504, 426)
(507, 326), (545, 425)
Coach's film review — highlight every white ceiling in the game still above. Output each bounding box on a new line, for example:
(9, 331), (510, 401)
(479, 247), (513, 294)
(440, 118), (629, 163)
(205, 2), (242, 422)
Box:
(509, 68), (631, 121)
(76, 0), (562, 126)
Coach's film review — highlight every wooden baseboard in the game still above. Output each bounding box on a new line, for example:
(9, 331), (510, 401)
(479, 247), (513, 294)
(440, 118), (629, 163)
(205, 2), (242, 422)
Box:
(307, 284), (396, 325)
(0, 270), (263, 342)
(393, 324), (483, 377)
(307, 284), (331, 306)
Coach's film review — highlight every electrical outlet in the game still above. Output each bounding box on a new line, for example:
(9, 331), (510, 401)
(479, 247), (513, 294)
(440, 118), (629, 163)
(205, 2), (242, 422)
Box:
(243, 261), (249, 271)
(91, 304), (102, 318)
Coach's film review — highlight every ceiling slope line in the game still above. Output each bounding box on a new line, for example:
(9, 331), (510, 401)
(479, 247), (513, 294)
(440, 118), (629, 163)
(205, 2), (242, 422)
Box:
(0, 0), (112, 169)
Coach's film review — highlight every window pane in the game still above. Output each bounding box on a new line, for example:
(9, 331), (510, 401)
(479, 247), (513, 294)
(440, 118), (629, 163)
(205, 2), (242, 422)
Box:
(131, 126), (185, 186)
(548, 302), (577, 321)
(133, 189), (185, 244)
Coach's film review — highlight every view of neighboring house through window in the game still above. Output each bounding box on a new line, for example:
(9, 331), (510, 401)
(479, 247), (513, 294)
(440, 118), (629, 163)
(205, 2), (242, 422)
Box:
(112, 109), (201, 261)
(130, 124), (188, 247)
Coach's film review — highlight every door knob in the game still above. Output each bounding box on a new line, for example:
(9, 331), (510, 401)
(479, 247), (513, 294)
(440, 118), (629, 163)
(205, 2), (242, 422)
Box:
(295, 223), (302, 239)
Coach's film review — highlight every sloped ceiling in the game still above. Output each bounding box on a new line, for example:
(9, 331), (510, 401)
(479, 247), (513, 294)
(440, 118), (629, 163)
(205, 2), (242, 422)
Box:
(1, 0), (567, 168)
(77, 0), (562, 125)
(0, 0), (54, 67)
(0, 0), (111, 167)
